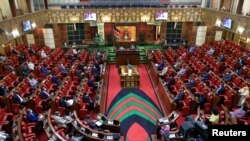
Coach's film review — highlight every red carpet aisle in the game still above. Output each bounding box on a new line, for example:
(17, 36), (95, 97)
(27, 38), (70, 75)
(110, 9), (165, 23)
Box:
(106, 64), (161, 111)
(106, 65), (122, 110)
(106, 64), (163, 141)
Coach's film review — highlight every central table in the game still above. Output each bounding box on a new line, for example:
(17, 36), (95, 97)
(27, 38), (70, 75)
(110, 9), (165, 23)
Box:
(119, 65), (140, 87)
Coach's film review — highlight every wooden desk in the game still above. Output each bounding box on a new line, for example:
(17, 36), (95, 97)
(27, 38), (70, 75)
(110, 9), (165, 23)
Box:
(73, 111), (120, 141)
(96, 114), (120, 133)
(115, 41), (136, 49)
(116, 49), (139, 66)
(44, 109), (67, 141)
(156, 111), (179, 126)
(119, 65), (140, 87)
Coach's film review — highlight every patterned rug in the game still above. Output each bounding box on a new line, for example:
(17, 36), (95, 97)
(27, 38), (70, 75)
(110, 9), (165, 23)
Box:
(106, 88), (163, 141)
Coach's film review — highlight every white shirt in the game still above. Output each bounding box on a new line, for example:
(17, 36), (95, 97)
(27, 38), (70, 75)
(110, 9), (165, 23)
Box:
(239, 87), (249, 96)
(41, 50), (47, 58)
(73, 49), (77, 55)
(0, 132), (8, 140)
(29, 78), (38, 87)
(27, 62), (35, 70)
(16, 94), (24, 103)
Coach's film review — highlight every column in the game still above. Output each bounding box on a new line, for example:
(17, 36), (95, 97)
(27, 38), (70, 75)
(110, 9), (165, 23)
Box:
(8, 0), (17, 17)
(231, 0), (239, 14)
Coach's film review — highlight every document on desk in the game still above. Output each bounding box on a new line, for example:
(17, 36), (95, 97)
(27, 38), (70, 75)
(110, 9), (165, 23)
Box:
(169, 134), (176, 138)
(92, 133), (98, 137)
(163, 119), (169, 123)
(158, 118), (164, 123)
(107, 120), (113, 125)
(67, 99), (74, 106)
(106, 135), (113, 140)
(95, 120), (103, 126)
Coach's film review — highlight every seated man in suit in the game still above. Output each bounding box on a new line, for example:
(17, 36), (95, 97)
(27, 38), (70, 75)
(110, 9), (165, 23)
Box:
(177, 66), (187, 77)
(155, 59), (165, 71)
(12, 90), (27, 105)
(216, 83), (226, 95)
(40, 50), (47, 58)
(4, 63), (15, 72)
(59, 63), (68, 76)
(28, 75), (38, 88)
(173, 59), (182, 70)
(91, 66), (100, 81)
(159, 66), (168, 77)
(26, 109), (43, 123)
(174, 89), (185, 109)
(196, 94), (207, 109)
(83, 92), (94, 110)
(75, 68), (84, 80)
(87, 76), (98, 89)
(201, 71), (209, 81)
(238, 57), (245, 67)
(60, 96), (74, 108)
(28, 46), (35, 56)
(187, 78), (196, 89)
(67, 53), (75, 61)
(235, 67), (242, 75)
(223, 71), (232, 82)
(52, 73), (61, 87)
(27, 60), (35, 71)
(206, 48), (215, 55)
(20, 63), (30, 78)
(84, 114), (96, 129)
(52, 111), (73, 128)
(217, 54), (225, 62)
(164, 75), (175, 89)
(40, 64), (49, 75)
(189, 46), (196, 54)
(0, 83), (8, 96)
(18, 52), (26, 64)
(40, 86), (51, 99)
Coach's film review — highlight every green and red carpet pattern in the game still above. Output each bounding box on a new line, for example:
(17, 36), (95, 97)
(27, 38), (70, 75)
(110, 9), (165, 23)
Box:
(106, 65), (163, 141)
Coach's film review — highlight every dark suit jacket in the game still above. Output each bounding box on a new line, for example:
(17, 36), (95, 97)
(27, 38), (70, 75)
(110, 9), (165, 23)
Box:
(27, 112), (39, 123)
(12, 93), (24, 104)
(0, 85), (7, 96)
(40, 90), (49, 99)
(83, 94), (92, 103)
(216, 85), (226, 95)
(52, 75), (61, 86)
(60, 99), (68, 107)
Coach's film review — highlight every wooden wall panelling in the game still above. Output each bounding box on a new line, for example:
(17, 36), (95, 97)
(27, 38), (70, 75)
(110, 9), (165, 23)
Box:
(33, 28), (45, 47)
(53, 24), (67, 48)
(205, 24), (216, 44)
(83, 23), (92, 41)
(104, 23), (114, 44)
(160, 22), (167, 40)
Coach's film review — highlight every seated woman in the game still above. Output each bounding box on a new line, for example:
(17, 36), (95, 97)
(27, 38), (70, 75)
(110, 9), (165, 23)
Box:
(229, 104), (248, 119)
(205, 108), (220, 125)
(159, 125), (170, 141)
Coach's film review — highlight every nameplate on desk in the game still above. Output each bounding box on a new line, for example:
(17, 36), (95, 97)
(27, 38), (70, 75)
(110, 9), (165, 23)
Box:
(107, 120), (113, 125)
(92, 133), (98, 137)
(81, 127), (85, 132)
(158, 118), (164, 123)
(107, 135), (113, 140)
(95, 120), (103, 126)
(169, 134), (176, 138)
(163, 119), (169, 123)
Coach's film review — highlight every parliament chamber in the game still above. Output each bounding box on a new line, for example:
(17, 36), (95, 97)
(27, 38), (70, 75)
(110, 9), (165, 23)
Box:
(0, 0), (250, 141)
